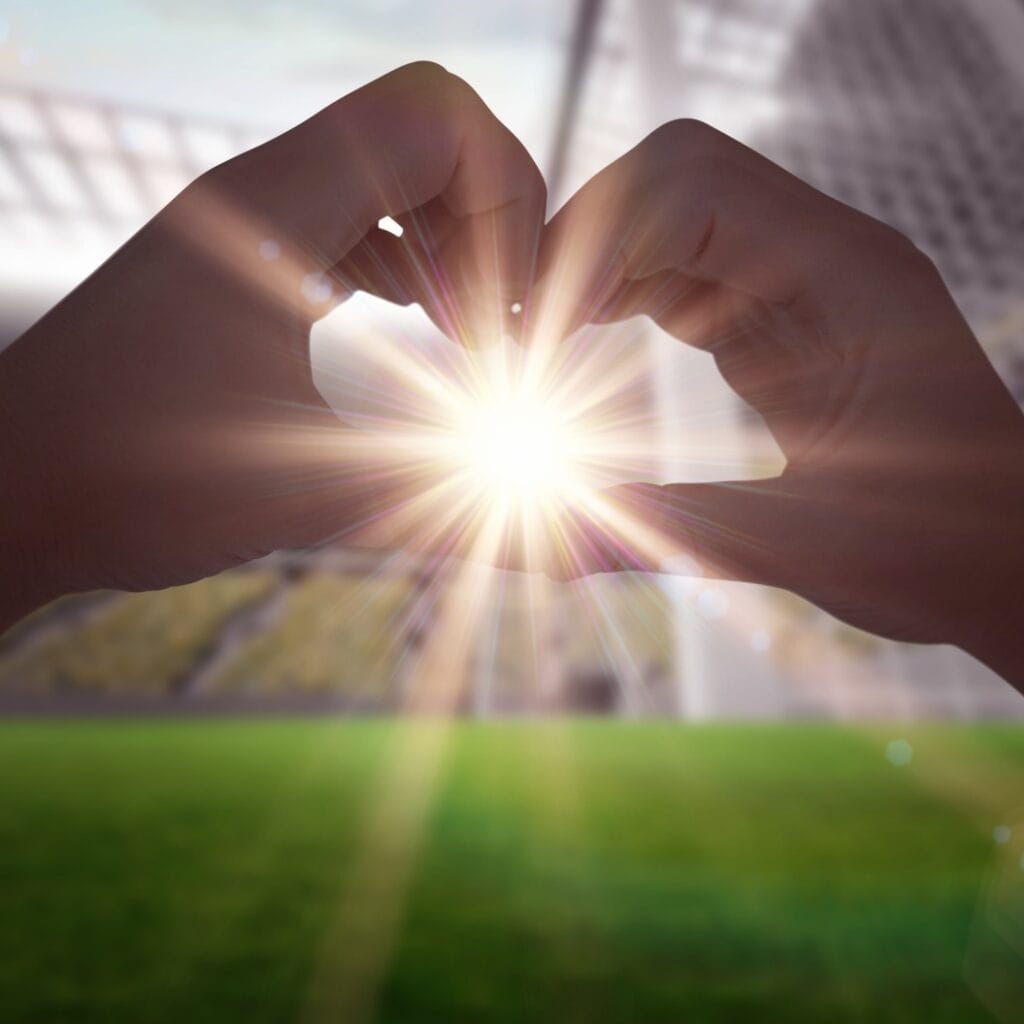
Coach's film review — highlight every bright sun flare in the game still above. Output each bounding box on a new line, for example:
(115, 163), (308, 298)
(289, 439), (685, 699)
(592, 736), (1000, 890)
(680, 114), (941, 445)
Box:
(318, 313), (659, 572)
(453, 390), (577, 509)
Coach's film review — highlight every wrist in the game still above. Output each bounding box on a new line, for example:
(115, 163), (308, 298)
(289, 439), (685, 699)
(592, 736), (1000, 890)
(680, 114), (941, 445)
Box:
(960, 614), (1024, 694)
(0, 337), (77, 632)
(954, 469), (1024, 693)
(956, 542), (1024, 693)
(0, 467), (60, 635)
(0, 521), (56, 635)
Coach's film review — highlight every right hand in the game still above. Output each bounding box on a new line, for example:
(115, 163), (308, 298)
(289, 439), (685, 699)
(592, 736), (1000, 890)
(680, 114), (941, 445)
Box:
(537, 119), (1024, 687)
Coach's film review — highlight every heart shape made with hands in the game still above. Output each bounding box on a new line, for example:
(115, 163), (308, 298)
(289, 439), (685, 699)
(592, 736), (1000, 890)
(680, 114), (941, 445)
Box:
(211, 73), (1004, 652)
(208, 66), (780, 583)
(308, 269), (772, 581)
(11, 62), (1016, 673)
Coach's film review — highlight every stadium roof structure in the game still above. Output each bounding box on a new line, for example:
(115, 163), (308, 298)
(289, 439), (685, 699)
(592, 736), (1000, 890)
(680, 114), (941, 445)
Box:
(0, 80), (268, 344)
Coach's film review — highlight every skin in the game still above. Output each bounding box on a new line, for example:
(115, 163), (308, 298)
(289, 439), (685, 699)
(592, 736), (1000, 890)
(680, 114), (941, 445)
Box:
(1, 73), (1020, 689)
(538, 119), (1024, 690)
(0, 62), (546, 630)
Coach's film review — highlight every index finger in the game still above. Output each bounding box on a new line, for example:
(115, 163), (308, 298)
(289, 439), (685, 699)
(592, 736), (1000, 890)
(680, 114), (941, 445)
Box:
(258, 62), (547, 335)
(532, 118), (911, 342)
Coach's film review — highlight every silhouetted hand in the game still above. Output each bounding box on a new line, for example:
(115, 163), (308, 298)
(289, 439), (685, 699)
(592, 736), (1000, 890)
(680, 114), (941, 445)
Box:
(0, 63), (545, 630)
(539, 120), (1024, 688)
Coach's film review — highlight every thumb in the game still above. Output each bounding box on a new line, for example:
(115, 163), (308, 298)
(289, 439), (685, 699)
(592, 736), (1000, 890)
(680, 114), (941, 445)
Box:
(554, 478), (813, 589)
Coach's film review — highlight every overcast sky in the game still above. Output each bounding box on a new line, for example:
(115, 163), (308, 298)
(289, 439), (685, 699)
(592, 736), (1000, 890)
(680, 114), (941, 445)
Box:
(0, 0), (569, 165)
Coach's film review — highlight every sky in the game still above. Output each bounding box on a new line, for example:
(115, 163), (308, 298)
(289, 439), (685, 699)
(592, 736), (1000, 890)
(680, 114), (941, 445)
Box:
(0, 0), (572, 320)
(0, 0), (568, 161)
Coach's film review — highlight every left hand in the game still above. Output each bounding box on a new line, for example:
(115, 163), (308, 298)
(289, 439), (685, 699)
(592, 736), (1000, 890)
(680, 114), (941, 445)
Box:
(0, 62), (546, 630)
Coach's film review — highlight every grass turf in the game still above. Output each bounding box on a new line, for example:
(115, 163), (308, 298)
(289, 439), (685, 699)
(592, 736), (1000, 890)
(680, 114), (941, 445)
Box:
(1, 721), (1022, 1023)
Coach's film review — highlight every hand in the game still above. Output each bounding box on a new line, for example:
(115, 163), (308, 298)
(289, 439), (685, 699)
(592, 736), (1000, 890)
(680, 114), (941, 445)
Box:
(0, 62), (546, 629)
(538, 120), (1024, 688)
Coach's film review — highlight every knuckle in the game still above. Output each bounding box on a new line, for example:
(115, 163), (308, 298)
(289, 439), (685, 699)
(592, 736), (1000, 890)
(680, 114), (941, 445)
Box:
(865, 220), (941, 279)
(402, 61), (474, 104)
(888, 226), (935, 269)
(388, 62), (483, 124)
(396, 60), (452, 87)
(829, 215), (949, 301)
(368, 62), (469, 110)
(191, 152), (244, 195)
(896, 238), (946, 291)
(638, 120), (740, 186)
(648, 118), (716, 155)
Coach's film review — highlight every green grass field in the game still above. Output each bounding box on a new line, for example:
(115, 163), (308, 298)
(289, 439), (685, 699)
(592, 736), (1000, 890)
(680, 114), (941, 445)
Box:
(2, 721), (1023, 1023)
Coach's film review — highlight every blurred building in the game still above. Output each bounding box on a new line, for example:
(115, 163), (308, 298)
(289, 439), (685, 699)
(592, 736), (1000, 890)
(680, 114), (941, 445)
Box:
(1, 0), (1023, 718)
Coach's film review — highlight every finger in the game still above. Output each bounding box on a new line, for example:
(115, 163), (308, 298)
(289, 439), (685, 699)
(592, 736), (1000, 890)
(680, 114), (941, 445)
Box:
(591, 271), (759, 353)
(329, 227), (418, 306)
(246, 62), (546, 335)
(329, 205), (476, 337)
(534, 118), (905, 342)
(328, 232), (478, 340)
(552, 478), (811, 590)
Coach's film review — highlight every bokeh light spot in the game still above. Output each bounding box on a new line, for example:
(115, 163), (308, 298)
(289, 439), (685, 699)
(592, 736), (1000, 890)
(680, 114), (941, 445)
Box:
(886, 738), (913, 766)
(259, 239), (281, 261)
(302, 271), (333, 305)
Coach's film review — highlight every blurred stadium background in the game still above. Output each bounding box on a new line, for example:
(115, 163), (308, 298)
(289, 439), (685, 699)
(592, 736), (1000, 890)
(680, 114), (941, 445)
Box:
(2, 0), (1022, 718)
(3, 5), (1024, 1023)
